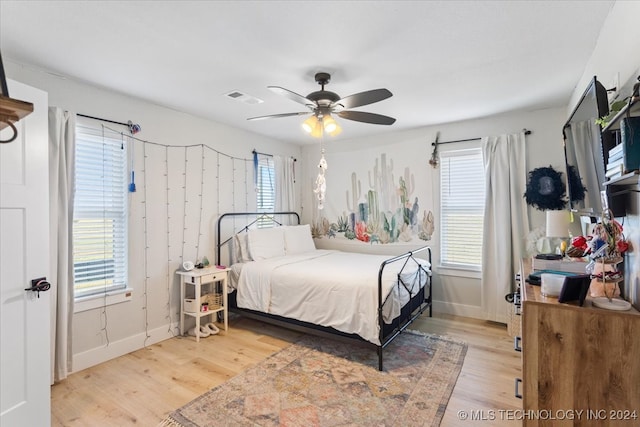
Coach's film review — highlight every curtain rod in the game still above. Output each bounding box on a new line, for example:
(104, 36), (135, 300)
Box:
(252, 149), (297, 162)
(77, 113), (141, 134)
(434, 129), (532, 146)
(77, 113), (129, 127)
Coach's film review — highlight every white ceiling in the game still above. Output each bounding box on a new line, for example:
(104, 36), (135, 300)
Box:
(0, 1), (615, 145)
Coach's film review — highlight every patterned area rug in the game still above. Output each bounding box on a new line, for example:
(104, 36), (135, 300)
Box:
(160, 331), (467, 427)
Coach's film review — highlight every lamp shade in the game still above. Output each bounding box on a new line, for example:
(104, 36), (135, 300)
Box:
(310, 120), (323, 138)
(327, 121), (342, 136)
(546, 210), (571, 238)
(302, 116), (318, 133)
(323, 115), (337, 133)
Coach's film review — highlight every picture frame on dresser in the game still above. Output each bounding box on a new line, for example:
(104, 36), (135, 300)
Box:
(557, 274), (590, 305)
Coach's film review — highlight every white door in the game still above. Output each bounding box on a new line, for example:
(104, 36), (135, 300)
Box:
(0, 80), (51, 425)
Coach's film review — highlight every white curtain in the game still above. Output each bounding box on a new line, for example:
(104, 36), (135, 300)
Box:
(274, 155), (296, 212)
(48, 107), (75, 382)
(481, 132), (529, 323)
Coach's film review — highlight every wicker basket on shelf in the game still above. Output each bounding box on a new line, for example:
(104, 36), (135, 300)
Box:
(201, 293), (223, 310)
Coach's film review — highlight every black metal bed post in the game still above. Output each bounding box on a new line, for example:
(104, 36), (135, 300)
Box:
(425, 247), (433, 317)
(378, 261), (384, 371)
(429, 248), (433, 317)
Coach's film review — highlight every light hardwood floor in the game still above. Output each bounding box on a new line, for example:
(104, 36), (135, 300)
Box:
(51, 313), (523, 426)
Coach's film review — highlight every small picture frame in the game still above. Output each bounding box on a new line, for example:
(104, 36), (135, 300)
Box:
(0, 50), (9, 97)
(558, 274), (591, 306)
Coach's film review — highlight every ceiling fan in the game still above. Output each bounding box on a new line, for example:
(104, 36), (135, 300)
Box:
(248, 72), (396, 136)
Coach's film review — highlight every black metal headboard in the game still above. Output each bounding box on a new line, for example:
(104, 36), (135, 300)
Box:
(216, 211), (300, 265)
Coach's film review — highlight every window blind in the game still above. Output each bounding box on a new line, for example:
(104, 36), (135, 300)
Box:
(256, 154), (275, 228)
(439, 148), (485, 270)
(73, 125), (128, 298)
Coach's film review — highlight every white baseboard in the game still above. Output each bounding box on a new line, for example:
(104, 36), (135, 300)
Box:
(432, 300), (485, 320)
(433, 300), (508, 324)
(72, 322), (178, 373)
(71, 301), (503, 373)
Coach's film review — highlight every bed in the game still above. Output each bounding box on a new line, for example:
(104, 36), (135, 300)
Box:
(216, 212), (433, 371)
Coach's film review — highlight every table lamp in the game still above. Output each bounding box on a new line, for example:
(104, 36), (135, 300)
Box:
(544, 210), (571, 256)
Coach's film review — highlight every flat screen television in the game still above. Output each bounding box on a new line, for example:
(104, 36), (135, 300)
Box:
(563, 77), (610, 215)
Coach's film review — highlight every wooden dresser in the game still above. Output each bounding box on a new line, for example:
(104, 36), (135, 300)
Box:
(521, 278), (640, 426)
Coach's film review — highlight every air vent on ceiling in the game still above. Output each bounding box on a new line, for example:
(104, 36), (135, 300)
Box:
(224, 90), (263, 105)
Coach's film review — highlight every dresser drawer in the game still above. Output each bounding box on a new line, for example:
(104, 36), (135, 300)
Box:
(187, 271), (226, 285)
(199, 272), (225, 284)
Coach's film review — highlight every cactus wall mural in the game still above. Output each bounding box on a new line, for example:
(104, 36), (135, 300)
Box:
(315, 153), (434, 244)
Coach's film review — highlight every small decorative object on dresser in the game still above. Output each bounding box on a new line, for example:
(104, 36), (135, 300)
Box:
(586, 209), (631, 310)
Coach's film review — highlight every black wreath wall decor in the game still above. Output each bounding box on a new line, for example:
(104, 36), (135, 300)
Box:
(524, 166), (567, 210)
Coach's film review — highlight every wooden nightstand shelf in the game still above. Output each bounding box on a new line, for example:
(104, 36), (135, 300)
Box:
(177, 266), (230, 342)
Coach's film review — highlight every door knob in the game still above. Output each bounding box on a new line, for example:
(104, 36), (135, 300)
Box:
(25, 277), (51, 298)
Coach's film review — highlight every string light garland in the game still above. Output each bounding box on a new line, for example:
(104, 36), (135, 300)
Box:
(232, 158), (236, 232)
(100, 125), (110, 346)
(164, 146), (175, 335)
(181, 146), (188, 264)
(195, 145), (205, 262)
(142, 141), (151, 345)
(95, 125), (255, 341)
(244, 159), (249, 211)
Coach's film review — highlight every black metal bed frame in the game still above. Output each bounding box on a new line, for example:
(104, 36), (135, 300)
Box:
(216, 211), (433, 371)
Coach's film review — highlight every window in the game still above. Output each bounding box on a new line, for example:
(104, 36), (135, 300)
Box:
(439, 148), (485, 271)
(255, 153), (275, 227)
(73, 125), (128, 299)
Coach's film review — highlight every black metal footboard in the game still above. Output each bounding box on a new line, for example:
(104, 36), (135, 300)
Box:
(377, 246), (432, 371)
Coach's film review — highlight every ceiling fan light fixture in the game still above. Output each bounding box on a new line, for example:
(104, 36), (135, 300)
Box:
(323, 115), (338, 133)
(310, 120), (324, 138)
(249, 73), (395, 131)
(327, 122), (342, 137)
(302, 116), (318, 133)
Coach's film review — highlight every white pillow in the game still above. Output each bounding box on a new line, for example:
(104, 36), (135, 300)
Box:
(284, 224), (316, 254)
(234, 233), (251, 263)
(247, 227), (285, 260)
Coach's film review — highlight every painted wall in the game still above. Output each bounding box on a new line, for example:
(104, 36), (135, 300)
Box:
(301, 106), (567, 319)
(569, 0), (640, 312)
(5, 61), (302, 372)
(569, 1), (640, 115)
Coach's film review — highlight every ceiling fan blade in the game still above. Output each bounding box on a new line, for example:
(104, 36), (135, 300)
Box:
(337, 110), (396, 125)
(331, 88), (392, 110)
(268, 86), (315, 108)
(247, 112), (310, 121)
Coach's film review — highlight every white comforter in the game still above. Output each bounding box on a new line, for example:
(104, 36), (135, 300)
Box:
(235, 249), (430, 345)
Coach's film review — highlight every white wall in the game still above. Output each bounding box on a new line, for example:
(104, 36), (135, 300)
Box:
(5, 61), (302, 372)
(569, 0), (640, 113)
(569, 0), (640, 311)
(301, 106), (567, 319)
